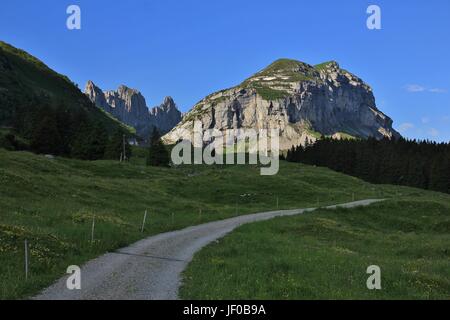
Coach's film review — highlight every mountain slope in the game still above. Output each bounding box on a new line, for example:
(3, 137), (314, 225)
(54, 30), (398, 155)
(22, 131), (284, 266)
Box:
(163, 59), (400, 150)
(0, 40), (130, 134)
(85, 81), (182, 139)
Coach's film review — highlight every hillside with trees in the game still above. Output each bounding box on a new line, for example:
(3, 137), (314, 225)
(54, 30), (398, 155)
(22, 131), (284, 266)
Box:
(286, 137), (450, 194)
(0, 41), (133, 158)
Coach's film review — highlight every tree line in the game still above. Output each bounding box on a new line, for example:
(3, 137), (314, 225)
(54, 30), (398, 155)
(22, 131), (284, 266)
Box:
(1, 93), (172, 166)
(285, 137), (450, 194)
(5, 95), (132, 160)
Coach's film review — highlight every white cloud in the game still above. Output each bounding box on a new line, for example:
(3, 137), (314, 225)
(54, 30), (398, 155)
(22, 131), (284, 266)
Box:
(405, 84), (425, 92)
(421, 117), (430, 124)
(398, 123), (414, 133)
(404, 84), (447, 94)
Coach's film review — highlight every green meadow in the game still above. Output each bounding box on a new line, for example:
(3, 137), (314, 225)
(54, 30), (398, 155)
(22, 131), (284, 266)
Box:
(0, 148), (448, 299)
(180, 198), (450, 299)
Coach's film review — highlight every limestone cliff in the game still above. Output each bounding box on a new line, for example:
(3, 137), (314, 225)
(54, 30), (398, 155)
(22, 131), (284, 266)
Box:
(163, 59), (400, 150)
(85, 81), (182, 139)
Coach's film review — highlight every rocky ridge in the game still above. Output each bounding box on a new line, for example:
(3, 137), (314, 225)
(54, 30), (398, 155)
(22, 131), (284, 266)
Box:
(163, 59), (400, 150)
(85, 81), (182, 139)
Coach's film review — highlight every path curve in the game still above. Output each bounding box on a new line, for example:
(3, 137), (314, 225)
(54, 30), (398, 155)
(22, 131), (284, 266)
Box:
(34, 199), (383, 300)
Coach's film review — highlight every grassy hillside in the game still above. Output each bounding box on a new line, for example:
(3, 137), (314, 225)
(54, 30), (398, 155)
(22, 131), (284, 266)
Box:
(0, 147), (431, 299)
(0, 40), (130, 134)
(180, 198), (450, 299)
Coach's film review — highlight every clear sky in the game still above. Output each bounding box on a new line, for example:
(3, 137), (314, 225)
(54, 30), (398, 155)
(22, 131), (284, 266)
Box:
(1, 0), (449, 141)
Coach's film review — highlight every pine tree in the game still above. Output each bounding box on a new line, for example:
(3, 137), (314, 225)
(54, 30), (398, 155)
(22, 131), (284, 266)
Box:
(71, 122), (108, 160)
(146, 127), (170, 167)
(30, 114), (63, 155)
(55, 103), (75, 156)
(285, 135), (450, 194)
(104, 129), (132, 161)
(429, 154), (450, 193)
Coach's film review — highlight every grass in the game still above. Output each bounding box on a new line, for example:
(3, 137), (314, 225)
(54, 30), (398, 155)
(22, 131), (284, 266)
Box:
(330, 132), (357, 140)
(252, 86), (289, 101)
(314, 61), (338, 71)
(180, 197), (450, 300)
(0, 40), (81, 103)
(0, 148), (445, 299)
(239, 59), (317, 101)
(256, 59), (310, 75)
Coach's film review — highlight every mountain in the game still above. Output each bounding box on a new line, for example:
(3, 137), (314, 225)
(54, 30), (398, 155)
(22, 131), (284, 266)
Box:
(85, 81), (182, 139)
(0, 41), (129, 134)
(85, 81), (150, 137)
(149, 96), (184, 135)
(163, 59), (400, 150)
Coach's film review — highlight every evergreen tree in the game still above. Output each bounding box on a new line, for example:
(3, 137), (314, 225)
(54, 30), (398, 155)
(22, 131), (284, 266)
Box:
(55, 103), (75, 156)
(71, 122), (108, 160)
(429, 154), (450, 193)
(285, 136), (450, 194)
(104, 129), (132, 161)
(146, 128), (170, 167)
(30, 114), (63, 155)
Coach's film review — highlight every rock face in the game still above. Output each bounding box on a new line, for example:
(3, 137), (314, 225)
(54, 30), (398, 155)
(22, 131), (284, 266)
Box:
(163, 59), (400, 150)
(149, 97), (183, 135)
(85, 81), (182, 139)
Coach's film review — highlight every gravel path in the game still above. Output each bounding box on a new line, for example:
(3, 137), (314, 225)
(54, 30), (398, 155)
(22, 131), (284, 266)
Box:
(34, 199), (382, 300)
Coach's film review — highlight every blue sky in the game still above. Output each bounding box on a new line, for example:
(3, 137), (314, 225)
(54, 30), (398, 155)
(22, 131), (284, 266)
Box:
(1, 0), (449, 141)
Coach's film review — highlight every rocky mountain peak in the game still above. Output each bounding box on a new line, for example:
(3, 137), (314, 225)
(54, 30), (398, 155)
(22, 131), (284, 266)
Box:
(243, 59), (314, 85)
(316, 60), (340, 70)
(85, 81), (182, 139)
(162, 96), (176, 110)
(85, 80), (108, 110)
(85, 80), (101, 94)
(163, 58), (400, 150)
(117, 84), (141, 96)
(148, 96), (182, 133)
(150, 96), (177, 114)
(260, 58), (313, 72)
(86, 79), (96, 88)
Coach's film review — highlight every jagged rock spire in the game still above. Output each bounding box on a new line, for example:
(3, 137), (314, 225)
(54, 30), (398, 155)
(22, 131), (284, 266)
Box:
(84, 81), (182, 139)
